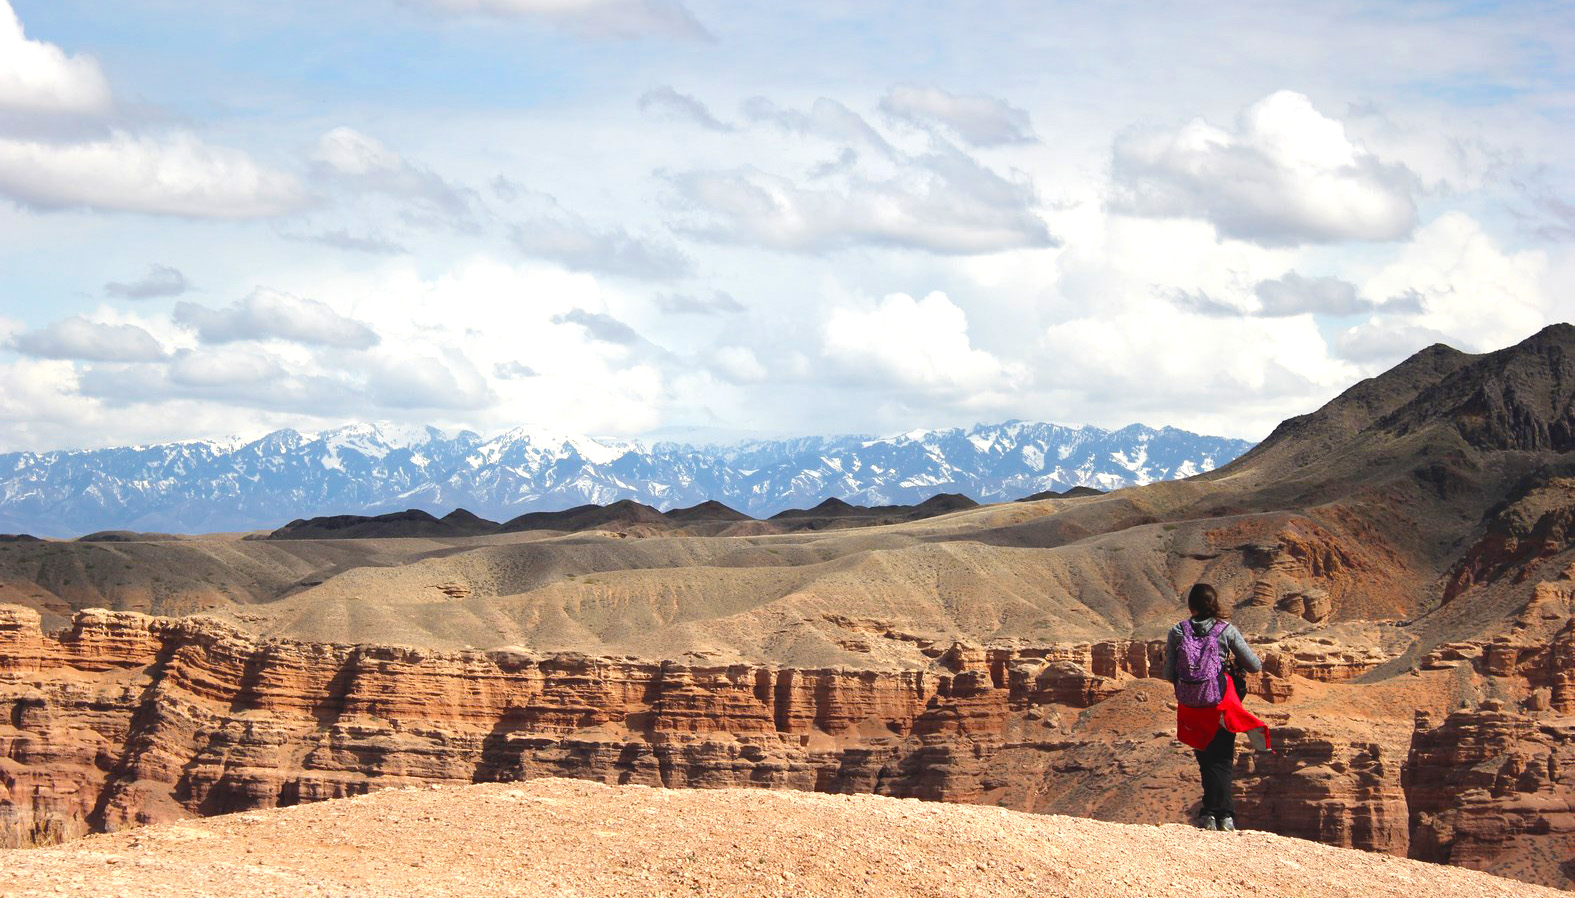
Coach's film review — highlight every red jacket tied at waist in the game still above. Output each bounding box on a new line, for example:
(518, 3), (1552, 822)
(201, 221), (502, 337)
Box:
(1176, 674), (1272, 751)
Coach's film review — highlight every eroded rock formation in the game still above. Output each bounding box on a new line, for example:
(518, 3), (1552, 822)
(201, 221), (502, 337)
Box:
(2, 606), (1403, 854)
(11, 604), (1562, 883)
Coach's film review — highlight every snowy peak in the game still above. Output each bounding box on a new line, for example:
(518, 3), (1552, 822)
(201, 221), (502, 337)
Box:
(0, 421), (1253, 537)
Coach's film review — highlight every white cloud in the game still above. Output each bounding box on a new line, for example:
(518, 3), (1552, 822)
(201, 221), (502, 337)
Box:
(551, 308), (641, 345)
(1253, 272), (1366, 317)
(879, 84), (1034, 146)
(512, 214), (692, 280)
(654, 290), (745, 315)
(363, 351), (494, 410)
(312, 126), (469, 219)
(1041, 300), (1359, 436)
(1333, 319), (1452, 363)
(80, 349), (357, 414)
(743, 97), (895, 155)
(286, 228), (408, 255)
(709, 345), (767, 383)
(11, 316), (167, 361)
(1112, 91), (1418, 246)
(823, 291), (1021, 394)
(494, 360), (539, 379)
(174, 289), (380, 349)
(1359, 211), (1548, 353)
(168, 346), (290, 387)
(0, 1), (111, 117)
(104, 264), (191, 300)
(0, 131), (307, 218)
(637, 86), (732, 131)
(670, 140), (1055, 254)
(414, 0), (708, 39)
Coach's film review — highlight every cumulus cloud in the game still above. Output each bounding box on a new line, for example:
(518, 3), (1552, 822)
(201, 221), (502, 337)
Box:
(79, 347), (357, 414)
(494, 360), (539, 378)
(879, 84), (1034, 146)
(670, 140), (1055, 254)
(312, 126), (470, 220)
(1174, 271), (1424, 318)
(654, 290), (744, 315)
(637, 86), (732, 131)
(1112, 91), (1418, 245)
(551, 308), (641, 345)
(1040, 300), (1358, 434)
(743, 97), (895, 155)
(1253, 272), (1366, 316)
(1169, 288), (1246, 317)
(363, 352), (494, 410)
(104, 264), (191, 300)
(823, 291), (1020, 394)
(413, 0), (708, 39)
(708, 345), (767, 383)
(11, 316), (167, 361)
(512, 214), (692, 280)
(80, 343), (492, 416)
(1333, 320), (1452, 363)
(0, 1), (111, 118)
(1359, 211), (1549, 353)
(174, 289), (380, 349)
(0, 132), (307, 218)
(1510, 179), (1575, 242)
(168, 346), (290, 387)
(286, 228), (408, 255)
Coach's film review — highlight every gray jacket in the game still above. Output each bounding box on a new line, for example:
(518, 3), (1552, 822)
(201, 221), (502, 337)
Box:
(1162, 618), (1262, 683)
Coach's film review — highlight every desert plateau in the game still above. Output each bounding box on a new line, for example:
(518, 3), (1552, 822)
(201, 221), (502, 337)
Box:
(4, 3), (1575, 891)
(3, 325), (1575, 890)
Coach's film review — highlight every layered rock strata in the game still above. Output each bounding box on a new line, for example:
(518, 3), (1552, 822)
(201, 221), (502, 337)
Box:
(3, 605), (1572, 890)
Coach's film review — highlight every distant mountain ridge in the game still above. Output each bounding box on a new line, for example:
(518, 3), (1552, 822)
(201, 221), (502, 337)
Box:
(0, 420), (1253, 537)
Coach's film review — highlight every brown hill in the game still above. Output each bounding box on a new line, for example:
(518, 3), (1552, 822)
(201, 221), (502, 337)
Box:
(767, 493), (981, 530)
(266, 508), (501, 540)
(663, 499), (753, 523)
(1018, 486), (1104, 501)
(76, 531), (183, 542)
(498, 498), (672, 534)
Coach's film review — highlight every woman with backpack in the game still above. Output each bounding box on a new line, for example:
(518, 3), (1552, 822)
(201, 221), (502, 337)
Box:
(1162, 582), (1266, 832)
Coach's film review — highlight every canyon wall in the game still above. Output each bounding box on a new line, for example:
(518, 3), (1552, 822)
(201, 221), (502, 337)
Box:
(3, 605), (1571, 889)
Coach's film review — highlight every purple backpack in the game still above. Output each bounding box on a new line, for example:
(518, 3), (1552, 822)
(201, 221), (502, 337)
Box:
(1174, 619), (1227, 708)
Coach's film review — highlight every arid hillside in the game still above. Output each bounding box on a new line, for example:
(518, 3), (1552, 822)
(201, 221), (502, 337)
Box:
(0, 779), (1556, 898)
(3, 325), (1575, 889)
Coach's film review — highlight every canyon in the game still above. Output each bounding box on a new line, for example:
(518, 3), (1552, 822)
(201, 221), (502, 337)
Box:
(3, 596), (1572, 887)
(4, 324), (1575, 890)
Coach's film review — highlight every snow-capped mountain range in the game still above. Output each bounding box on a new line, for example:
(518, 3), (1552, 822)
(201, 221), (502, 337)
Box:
(0, 421), (1254, 537)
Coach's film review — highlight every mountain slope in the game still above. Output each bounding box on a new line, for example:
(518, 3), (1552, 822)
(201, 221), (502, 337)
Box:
(0, 421), (1251, 537)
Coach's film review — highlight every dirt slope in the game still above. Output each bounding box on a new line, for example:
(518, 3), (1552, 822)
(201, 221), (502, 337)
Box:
(0, 779), (1552, 898)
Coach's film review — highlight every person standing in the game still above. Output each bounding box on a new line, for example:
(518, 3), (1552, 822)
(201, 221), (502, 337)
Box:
(1162, 582), (1265, 832)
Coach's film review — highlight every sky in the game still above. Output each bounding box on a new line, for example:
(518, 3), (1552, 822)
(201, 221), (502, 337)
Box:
(0, 0), (1572, 451)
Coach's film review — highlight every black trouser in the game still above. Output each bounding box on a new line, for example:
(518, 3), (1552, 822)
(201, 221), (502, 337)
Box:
(1193, 726), (1236, 820)
(1194, 670), (1246, 820)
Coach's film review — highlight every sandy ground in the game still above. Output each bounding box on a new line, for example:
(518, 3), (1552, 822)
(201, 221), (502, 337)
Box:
(0, 779), (1552, 898)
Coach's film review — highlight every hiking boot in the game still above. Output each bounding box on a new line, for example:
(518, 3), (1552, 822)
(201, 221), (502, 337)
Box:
(1219, 816), (1236, 832)
(1200, 815), (1218, 831)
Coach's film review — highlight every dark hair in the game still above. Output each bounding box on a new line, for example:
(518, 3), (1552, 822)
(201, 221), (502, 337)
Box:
(1187, 583), (1222, 620)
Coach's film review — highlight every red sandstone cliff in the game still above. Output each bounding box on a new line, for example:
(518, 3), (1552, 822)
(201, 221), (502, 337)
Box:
(10, 603), (1569, 887)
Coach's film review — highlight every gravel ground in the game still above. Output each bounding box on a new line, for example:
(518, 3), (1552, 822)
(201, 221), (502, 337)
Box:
(0, 779), (1553, 898)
